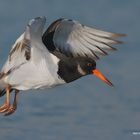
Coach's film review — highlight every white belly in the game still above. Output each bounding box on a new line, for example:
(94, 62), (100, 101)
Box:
(4, 56), (65, 90)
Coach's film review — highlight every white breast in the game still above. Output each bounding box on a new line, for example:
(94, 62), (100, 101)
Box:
(4, 54), (65, 90)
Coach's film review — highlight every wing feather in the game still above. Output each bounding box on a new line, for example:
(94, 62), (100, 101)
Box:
(1, 17), (47, 74)
(47, 19), (126, 60)
(1, 33), (30, 74)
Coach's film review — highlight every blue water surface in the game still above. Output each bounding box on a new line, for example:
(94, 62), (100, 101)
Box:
(0, 0), (140, 140)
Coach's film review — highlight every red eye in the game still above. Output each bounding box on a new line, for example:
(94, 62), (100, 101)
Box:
(87, 63), (92, 67)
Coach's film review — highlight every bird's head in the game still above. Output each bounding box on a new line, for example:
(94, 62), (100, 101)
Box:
(76, 58), (113, 87)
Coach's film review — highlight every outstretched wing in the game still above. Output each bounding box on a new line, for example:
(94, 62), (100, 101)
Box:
(1, 32), (31, 74)
(43, 19), (126, 60)
(2, 16), (47, 74)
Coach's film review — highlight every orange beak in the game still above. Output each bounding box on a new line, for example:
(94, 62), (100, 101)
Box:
(92, 69), (113, 87)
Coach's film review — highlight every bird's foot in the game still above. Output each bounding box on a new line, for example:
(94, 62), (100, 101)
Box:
(4, 106), (17, 116)
(0, 103), (10, 113)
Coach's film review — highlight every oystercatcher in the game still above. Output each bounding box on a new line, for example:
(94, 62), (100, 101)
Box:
(0, 16), (126, 116)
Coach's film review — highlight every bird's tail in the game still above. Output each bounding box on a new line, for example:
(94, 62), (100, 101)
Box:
(0, 79), (6, 97)
(0, 72), (14, 97)
(0, 89), (6, 97)
(0, 88), (13, 97)
(0, 78), (12, 97)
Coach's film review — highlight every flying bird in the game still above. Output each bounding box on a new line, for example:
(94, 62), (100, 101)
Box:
(0, 16), (126, 116)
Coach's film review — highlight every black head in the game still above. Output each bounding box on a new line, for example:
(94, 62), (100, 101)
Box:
(58, 57), (96, 83)
(76, 57), (96, 75)
(76, 57), (113, 86)
(58, 56), (113, 86)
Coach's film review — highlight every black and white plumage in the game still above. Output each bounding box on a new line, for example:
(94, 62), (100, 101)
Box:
(0, 16), (126, 116)
(42, 18), (124, 59)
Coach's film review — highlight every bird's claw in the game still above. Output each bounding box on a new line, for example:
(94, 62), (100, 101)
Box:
(4, 106), (16, 116)
(0, 103), (10, 113)
(0, 103), (17, 116)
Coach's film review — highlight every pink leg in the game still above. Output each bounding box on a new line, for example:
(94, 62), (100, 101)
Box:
(0, 85), (11, 113)
(4, 90), (19, 116)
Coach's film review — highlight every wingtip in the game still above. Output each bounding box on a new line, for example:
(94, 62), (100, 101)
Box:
(111, 33), (127, 38)
(115, 40), (124, 44)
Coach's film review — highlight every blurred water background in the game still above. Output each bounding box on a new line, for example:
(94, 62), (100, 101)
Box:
(0, 0), (140, 140)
